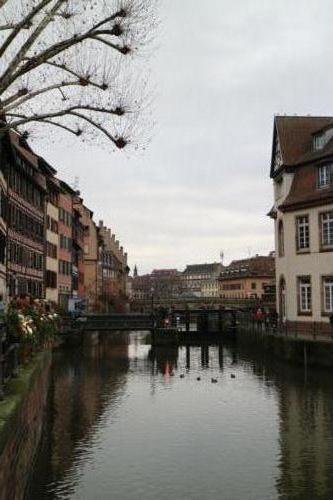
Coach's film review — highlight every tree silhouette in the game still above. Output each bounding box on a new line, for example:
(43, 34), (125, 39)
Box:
(0, 0), (157, 148)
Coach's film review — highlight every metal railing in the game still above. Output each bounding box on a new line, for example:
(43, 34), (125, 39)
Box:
(236, 310), (333, 342)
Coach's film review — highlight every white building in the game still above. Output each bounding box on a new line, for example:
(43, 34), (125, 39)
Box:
(269, 116), (333, 334)
(182, 263), (222, 298)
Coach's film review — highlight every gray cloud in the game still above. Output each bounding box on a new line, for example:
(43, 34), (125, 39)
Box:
(35, 0), (333, 273)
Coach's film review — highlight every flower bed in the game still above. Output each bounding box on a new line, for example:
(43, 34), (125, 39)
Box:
(6, 298), (59, 351)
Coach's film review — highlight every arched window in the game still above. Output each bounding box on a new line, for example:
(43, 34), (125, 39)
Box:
(279, 276), (286, 322)
(278, 219), (284, 257)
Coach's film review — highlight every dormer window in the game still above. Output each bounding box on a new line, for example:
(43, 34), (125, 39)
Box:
(318, 164), (333, 188)
(314, 134), (325, 151)
(313, 127), (333, 151)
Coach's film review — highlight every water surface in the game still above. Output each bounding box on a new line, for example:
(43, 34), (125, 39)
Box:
(26, 333), (333, 500)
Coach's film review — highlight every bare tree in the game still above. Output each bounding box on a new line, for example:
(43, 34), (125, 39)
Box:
(0, 0), (158, 148)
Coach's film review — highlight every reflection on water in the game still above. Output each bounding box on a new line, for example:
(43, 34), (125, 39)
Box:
(25, 333), (333, 500)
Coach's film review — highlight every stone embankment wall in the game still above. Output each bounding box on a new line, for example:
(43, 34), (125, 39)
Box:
(237, 321), (333, 368)
(0, 352), (52, 500)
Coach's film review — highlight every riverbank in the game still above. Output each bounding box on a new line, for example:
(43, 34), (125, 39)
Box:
(0, 351), (52, 500)
(236, 324), (333, 368)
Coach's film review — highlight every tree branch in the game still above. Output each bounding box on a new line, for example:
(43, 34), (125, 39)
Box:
(44, 61), (109, 90)
(7, 104), (125, 124)
(6, 117), (81, 136)
(6, 10), (129, 89)
(0, 0), (66, 92)
(69, 111), (127, 148)
(0, 0), (10, 8)
(0, 0), (54, 59)
(3, 81), (84, 110)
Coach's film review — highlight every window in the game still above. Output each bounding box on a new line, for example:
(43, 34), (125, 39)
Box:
(60, 234), (72, 250)
(314, 134), (325, 151)
(318, 164), (332, 188)
(47, 242), (57, 259)
(298, 277), (312, 314)
(59, 259), (72, 275)
(296, 215), (310, 251)
(46, 270), (57, 289)
(320, 212), (333, 248)
(251, 282), (256, 290)
(278, 220), (284, 257)
(323, 277), (333, 313)
(0, 233), (5, 264)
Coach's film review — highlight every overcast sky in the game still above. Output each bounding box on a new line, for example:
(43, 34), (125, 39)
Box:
(34, 0), (333, 275)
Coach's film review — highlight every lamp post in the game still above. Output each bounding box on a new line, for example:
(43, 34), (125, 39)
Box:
(150, 286), (155, 315)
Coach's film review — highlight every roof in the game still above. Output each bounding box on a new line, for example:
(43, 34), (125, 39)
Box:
(279, 163), (333, 212)
(271, 116), (333, 211)
(151, 269), (179, 276)
(59, 179), (76, 195)
(220, 255), (275, 280)
(9, 130), (39, 169)
(275, 116), (333, 168)
(183, 263), (222, 275)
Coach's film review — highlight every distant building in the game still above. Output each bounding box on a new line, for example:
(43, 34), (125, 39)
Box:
(181, 263), (223, 298)
(97, 221), (129, 312)
(269, 115), (333, 333)
(219, 255), (275, 300)
(77, 204), (99, 312)
(132, 274), (152, 301)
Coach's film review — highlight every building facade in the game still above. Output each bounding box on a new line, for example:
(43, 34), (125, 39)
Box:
(181, 263), (223, 298)
(6, 132), (45, 298)
(43, 168), (60, 304)
(269, 116), (333, 333)
(58, 182), (73, 310)
(219, 255), (275, 300)
(96, 221), (129, 312)
(72, 198), (85, 301)
(79, 204), (99, 312)
(0, 138), (7, 302)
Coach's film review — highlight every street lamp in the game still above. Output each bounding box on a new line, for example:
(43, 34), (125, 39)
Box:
(151, 286), (154, 314)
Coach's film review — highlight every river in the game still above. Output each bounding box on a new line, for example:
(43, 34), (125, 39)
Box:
(23, 332), (333, 500)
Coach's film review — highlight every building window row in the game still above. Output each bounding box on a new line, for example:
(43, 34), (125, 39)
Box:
(222, 283), (242, 290)
(0, 188), (7, 221)
(59, 207), (72, 227)
(8, 242), (43, 270)
(60, 234), (72, 250)
(0, 233), (5, 264)
(296, 275), (333, 315)
(13, 150), (34, 177)
(9, 276), (43, 298)
(279, 212), (333, 256)
(47, 241), (57, 259)
(9, 167), (43, 210)
(46, 215), (58, 234)
(9, 202), (44, 243)
(48, 190), (59, 207)
(59, 259), (72, 276)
